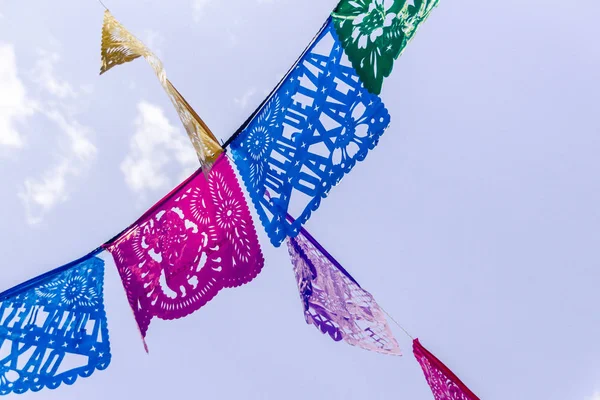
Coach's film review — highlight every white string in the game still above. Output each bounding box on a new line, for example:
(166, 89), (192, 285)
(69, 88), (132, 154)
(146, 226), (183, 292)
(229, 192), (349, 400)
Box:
(380, 306), (415, 341)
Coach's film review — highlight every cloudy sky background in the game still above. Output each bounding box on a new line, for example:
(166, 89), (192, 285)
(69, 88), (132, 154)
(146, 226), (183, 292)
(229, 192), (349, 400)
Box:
(1, 0), (600, 398)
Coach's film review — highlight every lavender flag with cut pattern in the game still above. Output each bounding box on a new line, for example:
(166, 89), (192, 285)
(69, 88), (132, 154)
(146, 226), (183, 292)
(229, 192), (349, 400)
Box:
(286, 225), (400, 355)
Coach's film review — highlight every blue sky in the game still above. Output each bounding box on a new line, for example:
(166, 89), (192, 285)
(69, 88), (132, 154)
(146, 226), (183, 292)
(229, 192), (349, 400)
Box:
(1, 0), (599, 399)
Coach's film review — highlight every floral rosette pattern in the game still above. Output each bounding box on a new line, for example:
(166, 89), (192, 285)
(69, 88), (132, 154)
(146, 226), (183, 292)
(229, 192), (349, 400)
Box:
(287, 227), (400, 355)
(231, 20), (390, 246)
(106, 155), (264, 341)
(333, 0), (440, 94)
(0, 255), (110, 395)
(413, 339), (480, 400)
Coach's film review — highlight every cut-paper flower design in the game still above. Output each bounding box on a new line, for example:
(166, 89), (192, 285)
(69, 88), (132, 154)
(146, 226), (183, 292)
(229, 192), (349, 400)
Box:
(0, 256), (110, 395)
(60, 275), (96, 307)
(107, 155), (264, 340)
(333, 0), (440, 94)
(231, 21), (390, 246)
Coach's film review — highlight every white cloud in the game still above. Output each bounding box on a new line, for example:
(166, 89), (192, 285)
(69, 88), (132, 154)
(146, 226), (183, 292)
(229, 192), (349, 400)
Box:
(191, 0), (214, 21)
(223, 17), (241, 47)
(19, 110), (97, 225)
(234, 87), (257, 109)
(121, 101), (197, 195)
(16, 48), (97, 224)
(44, 109), (96, 162)
(0, 43), (35, 148)
(31, 50), (77, 99)
(586, 392), (600, 400)
(143, 30), (165, 57)
(20, 159), (70, 225)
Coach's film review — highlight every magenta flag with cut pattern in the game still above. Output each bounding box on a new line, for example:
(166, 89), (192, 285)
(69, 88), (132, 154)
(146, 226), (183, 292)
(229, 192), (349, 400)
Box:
(105, 155), (264, 345)
(413, 339), (480, 400)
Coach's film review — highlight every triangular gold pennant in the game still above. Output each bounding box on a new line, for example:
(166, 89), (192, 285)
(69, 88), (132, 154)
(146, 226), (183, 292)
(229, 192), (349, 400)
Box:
(100, 10), (223, 173)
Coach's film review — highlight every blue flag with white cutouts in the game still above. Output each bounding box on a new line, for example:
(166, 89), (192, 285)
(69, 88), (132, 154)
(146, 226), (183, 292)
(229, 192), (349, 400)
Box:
(231, 19), (390, 247)
(0, 253), (111, 395)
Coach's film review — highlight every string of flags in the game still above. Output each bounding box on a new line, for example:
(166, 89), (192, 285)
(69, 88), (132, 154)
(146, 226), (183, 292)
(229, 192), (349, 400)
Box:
(0, 1), (483, 399)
